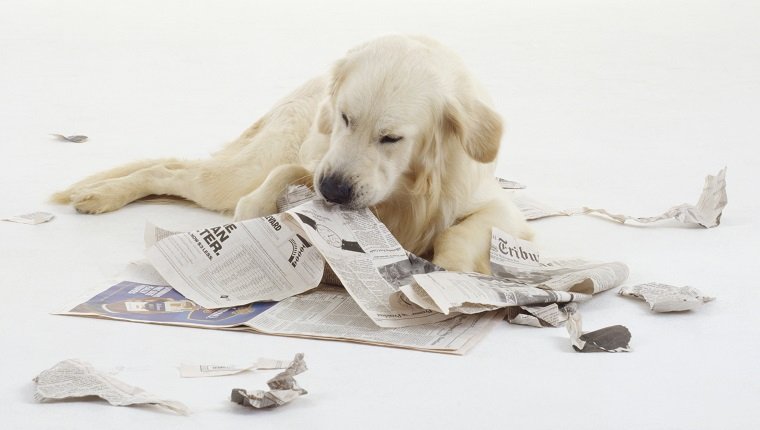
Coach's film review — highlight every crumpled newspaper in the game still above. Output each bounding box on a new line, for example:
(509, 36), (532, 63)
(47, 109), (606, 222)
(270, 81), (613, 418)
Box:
(619, 282), (715, 312)
(231, 353), (308, 409)
(33, 359), (189, 414)
(566, 308), (631, 353)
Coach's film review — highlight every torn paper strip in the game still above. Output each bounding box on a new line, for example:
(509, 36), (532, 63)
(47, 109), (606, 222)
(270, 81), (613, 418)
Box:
(514, 168), (727, 228)
(404, 271), (591, 315)
(180, 357), (292, 378)
(50, 133), (88, 143)
(566, 310), (631, 353)
(2, 211), (55, 225)
(33, 359), (189, 414)
(619, 282), (715, 312)
(231, 353), (308, 409)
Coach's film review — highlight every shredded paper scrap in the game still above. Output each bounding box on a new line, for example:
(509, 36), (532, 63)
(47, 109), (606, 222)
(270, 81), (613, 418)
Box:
(619, 282), (714, 312)
(566, 309), (631, 353)
(33, 359), (189, 414)
(231, 353), (308, 409)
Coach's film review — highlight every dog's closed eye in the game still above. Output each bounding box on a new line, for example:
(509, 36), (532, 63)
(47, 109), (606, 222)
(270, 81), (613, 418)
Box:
(341, 112), (350, 127)
(380, 135), (402, 144)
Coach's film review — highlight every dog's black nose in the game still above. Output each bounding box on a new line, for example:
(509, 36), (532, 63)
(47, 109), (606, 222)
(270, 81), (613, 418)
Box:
(319, 174), (353, 205)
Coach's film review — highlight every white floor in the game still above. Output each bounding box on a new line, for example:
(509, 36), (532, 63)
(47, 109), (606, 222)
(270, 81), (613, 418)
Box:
(1, 1), (758, 428)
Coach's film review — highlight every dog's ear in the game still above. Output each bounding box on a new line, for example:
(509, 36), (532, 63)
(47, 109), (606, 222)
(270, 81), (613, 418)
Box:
(317, 58), (351, 135)
(443, 99), (503, 163)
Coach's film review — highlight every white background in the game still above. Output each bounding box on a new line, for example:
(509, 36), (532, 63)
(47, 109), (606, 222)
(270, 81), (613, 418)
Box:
(1, 0), (758, 428)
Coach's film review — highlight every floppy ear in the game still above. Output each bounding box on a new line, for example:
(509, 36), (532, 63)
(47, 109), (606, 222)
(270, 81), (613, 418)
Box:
(443, 99), (503, 163)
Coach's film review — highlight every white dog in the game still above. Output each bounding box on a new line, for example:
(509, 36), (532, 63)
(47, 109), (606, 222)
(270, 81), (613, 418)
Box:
(52, 35), (532, 273)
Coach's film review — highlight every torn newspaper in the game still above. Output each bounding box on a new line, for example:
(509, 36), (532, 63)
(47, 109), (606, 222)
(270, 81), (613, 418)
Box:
(286, 200), (451, 327)
(33, 359), (189, 414)
(59, 262), (501, 354)
(398, 227), (628, 315)
(619, 282), (714, 312)
(566, 309), (632, 353)
(513, 168), (727, 228)
(231, 353), (308, 409)
(146, 214), (325, 309)
(147, 200), (452, 328)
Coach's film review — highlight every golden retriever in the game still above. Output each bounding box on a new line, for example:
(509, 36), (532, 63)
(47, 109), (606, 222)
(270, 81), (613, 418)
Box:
(52, 35), (532, 273)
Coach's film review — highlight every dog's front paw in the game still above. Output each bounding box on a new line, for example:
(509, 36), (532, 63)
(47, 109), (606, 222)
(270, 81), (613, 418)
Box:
(70, 185), (131, 214)
(233, 194), (278, 221)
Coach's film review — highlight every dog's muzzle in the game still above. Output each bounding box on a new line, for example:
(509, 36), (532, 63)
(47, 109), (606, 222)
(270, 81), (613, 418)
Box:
(319, 174), (353, 205)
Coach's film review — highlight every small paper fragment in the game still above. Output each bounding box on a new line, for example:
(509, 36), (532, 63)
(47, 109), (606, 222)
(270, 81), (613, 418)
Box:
(619, 282), (714, 312)
(496, 177), (526, 189)
(179, 357), (292, 378)
(567, 310), (631, 353)
(505, 303), (572, 328)
(2, 211), (55, 225)
(231, 353), (308, 409)
(50, 134), (88, 143)
(33, 359), (189, 414)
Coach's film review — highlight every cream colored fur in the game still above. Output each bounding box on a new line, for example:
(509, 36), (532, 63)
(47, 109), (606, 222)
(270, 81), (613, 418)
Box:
(52, 35), (532, 273)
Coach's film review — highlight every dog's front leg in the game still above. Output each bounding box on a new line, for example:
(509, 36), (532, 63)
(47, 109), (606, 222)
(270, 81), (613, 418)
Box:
(432, 199), (532, 274)
(233, 164), (313, 221)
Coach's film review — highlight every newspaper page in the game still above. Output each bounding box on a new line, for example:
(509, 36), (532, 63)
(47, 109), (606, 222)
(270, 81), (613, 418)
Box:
(285, 200), (452, 328)
(231, 353), (307, 409)
(33, 359), (189, 414)
(245, 287), (503, 355)
(146, 214), (325, 309)
(513, 168), (727, 228)
(58, 265), (501, 354)
(619, 282), (714, 312)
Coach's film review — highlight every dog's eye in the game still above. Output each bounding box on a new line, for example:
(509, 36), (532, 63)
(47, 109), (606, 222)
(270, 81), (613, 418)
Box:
(341, 113), (349, 127)
(380, 135), (402, 144)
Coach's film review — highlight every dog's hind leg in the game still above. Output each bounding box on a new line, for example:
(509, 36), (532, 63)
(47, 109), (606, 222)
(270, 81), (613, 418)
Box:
(67, 159), (207, 214)
(233, 164), (313, 221)
(50, 158), (182, 204)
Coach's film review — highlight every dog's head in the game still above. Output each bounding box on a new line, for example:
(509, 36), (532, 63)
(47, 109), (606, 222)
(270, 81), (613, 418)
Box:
(313, 36), (503, 209)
